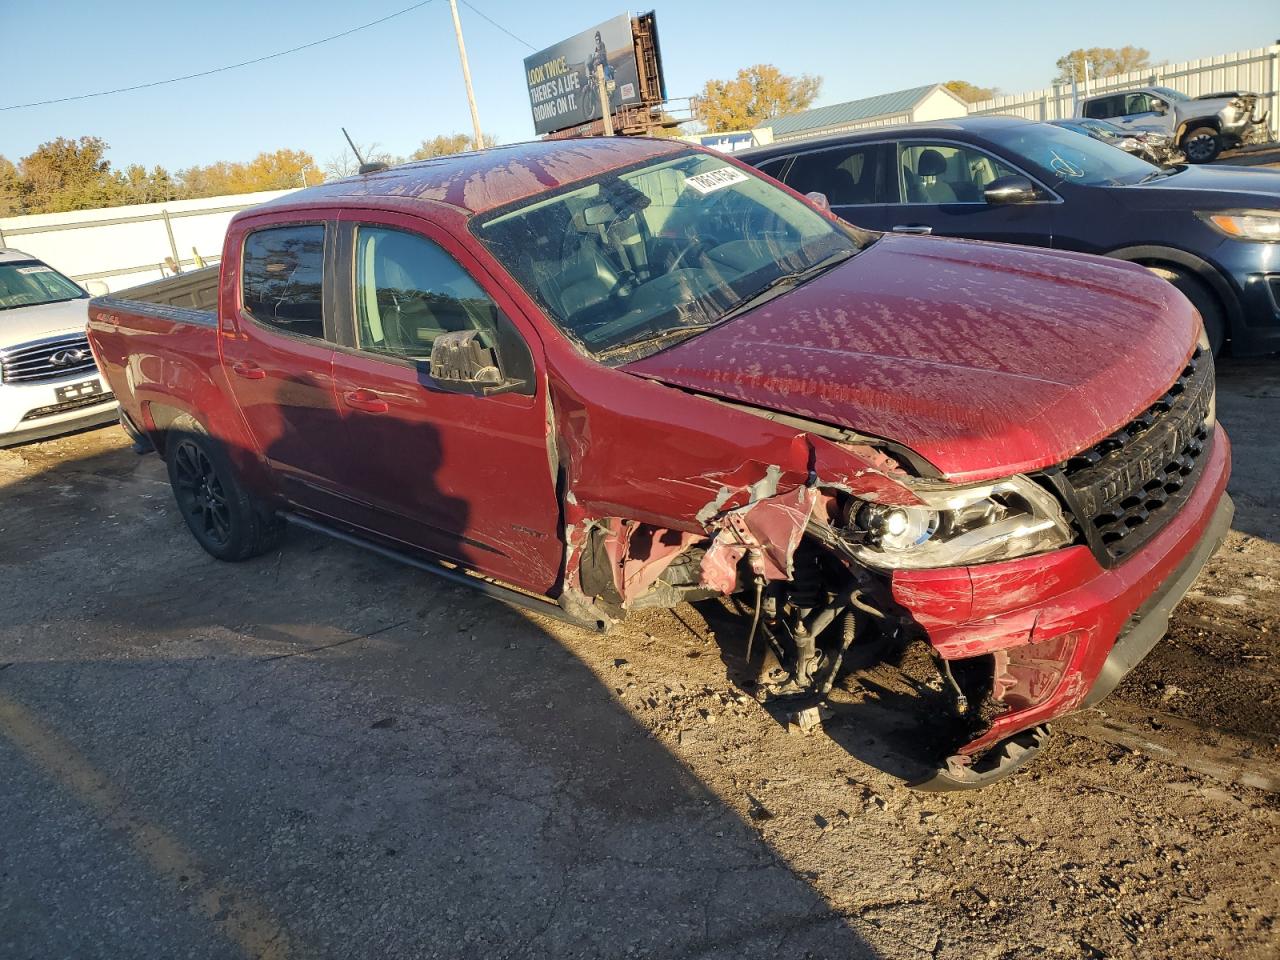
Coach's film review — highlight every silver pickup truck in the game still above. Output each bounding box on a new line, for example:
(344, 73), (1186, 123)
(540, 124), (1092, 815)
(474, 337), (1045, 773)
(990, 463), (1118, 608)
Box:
(1077, 85), (1270, 163)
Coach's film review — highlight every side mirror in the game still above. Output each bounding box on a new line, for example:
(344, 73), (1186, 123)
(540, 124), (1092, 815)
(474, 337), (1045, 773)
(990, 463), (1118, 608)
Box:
(84, 279), (109, 297)
(428, 330), (501, 389)
(423, 327), (534, 397)
(805, 191), (830, 212)
(984, 175), (1038, 205)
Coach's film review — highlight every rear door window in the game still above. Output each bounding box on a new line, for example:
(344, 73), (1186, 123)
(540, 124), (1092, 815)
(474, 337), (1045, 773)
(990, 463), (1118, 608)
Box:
(241, 225), (327, 340)
(1082, 95), (1122, 120)
(782, 143), (896, 205)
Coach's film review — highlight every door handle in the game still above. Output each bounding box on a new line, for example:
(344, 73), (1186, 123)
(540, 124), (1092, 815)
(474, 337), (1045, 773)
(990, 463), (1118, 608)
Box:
(343, 389), (389, 414)
(230, 360), (266, 380)
(891, 225), (933, 235)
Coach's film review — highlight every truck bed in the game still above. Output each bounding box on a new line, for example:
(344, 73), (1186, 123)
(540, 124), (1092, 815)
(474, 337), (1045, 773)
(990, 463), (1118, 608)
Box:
(115, 265), (220, 312)
(87, 266), (228, 444)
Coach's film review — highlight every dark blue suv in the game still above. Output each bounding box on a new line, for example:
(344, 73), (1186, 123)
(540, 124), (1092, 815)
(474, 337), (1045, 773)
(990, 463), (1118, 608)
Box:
(739, 116), (1280, 354)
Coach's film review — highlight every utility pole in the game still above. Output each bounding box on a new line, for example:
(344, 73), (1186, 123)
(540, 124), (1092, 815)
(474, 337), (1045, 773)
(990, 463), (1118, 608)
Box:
(448, 0), (485, 150)
(596, 63), (615, 136)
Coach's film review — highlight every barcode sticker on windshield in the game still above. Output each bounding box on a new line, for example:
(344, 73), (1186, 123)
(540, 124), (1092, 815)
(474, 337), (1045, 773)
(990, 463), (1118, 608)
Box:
(15, 266), (53, 275)
(684, 167), (749, 195)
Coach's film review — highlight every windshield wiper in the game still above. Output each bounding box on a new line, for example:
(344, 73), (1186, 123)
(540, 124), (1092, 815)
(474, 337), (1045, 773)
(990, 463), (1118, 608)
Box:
(596, 321), (720, 360)
(714, 248), (856, 325)
(1137, 165), (1180, 184)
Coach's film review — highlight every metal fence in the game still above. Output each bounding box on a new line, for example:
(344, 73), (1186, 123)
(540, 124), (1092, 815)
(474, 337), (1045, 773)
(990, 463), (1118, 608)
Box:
(966, 44), (1280, 138)
(0, 189), (298, 293)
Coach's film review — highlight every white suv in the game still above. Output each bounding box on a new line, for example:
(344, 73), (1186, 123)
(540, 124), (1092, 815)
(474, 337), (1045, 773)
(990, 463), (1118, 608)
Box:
(0, 249), (117, 447)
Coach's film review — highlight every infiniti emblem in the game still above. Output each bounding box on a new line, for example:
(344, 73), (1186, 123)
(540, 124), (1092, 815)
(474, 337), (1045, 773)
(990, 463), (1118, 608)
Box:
(49, 348), (90, 366)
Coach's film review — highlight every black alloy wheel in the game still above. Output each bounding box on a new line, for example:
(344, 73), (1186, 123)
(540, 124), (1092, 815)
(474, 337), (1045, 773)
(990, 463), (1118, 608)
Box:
(171, 438), (233, 548)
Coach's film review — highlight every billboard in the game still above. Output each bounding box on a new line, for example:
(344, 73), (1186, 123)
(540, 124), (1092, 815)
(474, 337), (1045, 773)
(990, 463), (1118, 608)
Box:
(523, 14), (644, 136)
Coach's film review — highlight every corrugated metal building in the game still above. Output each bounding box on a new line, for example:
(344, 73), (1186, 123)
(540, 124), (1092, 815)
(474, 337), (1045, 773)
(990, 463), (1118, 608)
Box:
(764, 84), (969, 142)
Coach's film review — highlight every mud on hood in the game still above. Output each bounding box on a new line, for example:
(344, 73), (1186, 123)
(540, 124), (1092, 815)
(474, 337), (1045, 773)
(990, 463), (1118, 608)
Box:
(624, 234), (1198, 484)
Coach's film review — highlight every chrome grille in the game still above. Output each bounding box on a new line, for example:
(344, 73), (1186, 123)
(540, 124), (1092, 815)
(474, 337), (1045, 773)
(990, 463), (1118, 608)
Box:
(0, 333), (97, 384)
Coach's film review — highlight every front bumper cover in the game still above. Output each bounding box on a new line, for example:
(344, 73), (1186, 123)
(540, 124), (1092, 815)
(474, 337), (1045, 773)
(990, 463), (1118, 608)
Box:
(1081, 491), (1233, 708)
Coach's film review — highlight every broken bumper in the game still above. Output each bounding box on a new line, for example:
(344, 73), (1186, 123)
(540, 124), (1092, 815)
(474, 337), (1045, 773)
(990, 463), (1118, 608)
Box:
(890, 424), (1231, 761)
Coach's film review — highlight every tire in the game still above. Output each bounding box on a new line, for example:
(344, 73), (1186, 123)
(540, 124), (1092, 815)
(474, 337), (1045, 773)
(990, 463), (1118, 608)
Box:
(1181, 126), (1221, 163)
(164, 416), (284, 561)
(1147, 265), (1226, 356)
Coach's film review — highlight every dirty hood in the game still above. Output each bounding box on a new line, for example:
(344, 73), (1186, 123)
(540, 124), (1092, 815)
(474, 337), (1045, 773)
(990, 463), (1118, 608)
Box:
(0, 297), (91, 347)
(624, 234), (1198, 483)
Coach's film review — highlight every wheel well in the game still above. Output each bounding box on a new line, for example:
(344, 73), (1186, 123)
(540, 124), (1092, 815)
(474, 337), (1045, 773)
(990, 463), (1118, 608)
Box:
(1106, 246), (1240, 334)
(144, 404), (202, 457)
(1178, 118), (1221, 141)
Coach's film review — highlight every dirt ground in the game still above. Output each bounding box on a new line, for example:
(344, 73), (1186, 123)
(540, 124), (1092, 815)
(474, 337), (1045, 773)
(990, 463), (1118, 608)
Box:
(1, 358), (1278, 960)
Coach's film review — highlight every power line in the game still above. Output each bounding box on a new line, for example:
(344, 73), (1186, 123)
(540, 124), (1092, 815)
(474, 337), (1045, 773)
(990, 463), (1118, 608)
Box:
(0, 0), (438, 112)
(460, 0), (536, 51)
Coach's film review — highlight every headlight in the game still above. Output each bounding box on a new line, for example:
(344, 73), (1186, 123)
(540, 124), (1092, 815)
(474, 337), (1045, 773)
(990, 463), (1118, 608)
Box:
(1199, 210), (1280, 241)
(843, 475), (1072, 570)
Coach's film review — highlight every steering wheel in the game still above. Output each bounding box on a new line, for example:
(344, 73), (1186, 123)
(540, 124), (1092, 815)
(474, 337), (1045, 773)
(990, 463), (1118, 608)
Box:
(582, 270), (720, 350)
(669, 237), (715, 272)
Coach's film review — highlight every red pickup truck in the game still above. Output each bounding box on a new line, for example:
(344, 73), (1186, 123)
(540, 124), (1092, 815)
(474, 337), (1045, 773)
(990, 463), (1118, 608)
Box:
(87, 138), (1232, 788)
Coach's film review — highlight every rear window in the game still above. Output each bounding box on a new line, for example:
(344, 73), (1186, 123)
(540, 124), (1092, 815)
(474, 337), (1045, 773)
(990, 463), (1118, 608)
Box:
(1082, 96), (1120, 120)
(241, 225), (326, 339)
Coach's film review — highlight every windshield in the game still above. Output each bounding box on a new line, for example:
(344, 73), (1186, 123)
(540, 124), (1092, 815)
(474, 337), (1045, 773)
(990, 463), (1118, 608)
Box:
(985, 123), (1160, 186)
(0, 261), (86, 311)
(1152, 86), (1189, 102)
(473, 151), (865, 362)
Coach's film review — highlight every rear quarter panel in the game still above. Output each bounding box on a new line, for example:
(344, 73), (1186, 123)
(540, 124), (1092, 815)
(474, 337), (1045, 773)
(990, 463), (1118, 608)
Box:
(86, 299), (264, 483)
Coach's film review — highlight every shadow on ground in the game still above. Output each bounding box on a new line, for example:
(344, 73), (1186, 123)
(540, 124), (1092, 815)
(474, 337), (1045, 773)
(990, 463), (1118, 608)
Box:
(0, 431), (879, 960)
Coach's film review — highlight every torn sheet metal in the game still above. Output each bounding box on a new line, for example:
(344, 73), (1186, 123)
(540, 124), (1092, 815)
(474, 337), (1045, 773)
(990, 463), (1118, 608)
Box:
(699, 480), (821, 595)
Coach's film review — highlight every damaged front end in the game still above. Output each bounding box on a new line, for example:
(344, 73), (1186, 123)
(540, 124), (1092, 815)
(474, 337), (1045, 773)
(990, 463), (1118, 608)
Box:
(556, 411), (1082, 790)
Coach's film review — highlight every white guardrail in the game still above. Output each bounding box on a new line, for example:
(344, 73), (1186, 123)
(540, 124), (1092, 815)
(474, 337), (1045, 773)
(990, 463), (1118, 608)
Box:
(0, 189), (299, 294)
(966, 44), (1280, 140)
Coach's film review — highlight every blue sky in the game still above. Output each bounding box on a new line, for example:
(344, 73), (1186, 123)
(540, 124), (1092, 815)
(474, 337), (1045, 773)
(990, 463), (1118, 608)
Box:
(2, 0), (1275, 172)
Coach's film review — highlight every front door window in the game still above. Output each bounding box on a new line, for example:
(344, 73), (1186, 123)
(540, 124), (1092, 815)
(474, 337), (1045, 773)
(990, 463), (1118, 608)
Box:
(898, 143), (1019, 204)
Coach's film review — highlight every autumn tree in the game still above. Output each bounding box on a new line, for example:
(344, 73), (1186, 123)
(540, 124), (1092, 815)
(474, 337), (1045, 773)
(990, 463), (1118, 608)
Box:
(116, 163), (178, 205)
(17, 136), (121, 213)
(0, 156), (22, 217)
(944, 80), (997, 103)
(177, 149), (319, 197)
(176, 160), (236, 198)
(1056, 46), (1152, 83)
(695, 64), (822, 133)
(410, 133), (496, 160)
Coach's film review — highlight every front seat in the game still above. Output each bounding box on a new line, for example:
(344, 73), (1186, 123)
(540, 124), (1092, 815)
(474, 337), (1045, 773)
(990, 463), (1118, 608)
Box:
(915, 149), (958, 204)
(538, 246), (619, 323)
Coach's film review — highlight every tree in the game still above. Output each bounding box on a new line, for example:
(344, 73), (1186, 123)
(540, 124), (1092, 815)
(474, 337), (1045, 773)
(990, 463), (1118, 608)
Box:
(695, 64), (822, 133)
(116, 163), (177, 205)
(944, 80), (997, 103)
(0, 139), (322, 214)
(0, 156), (22, 217)
(1056, 46), (1152, 83)
(410, 133), (496, 161)
(232, 149), (318, 192)
(178, 149), (320, 197)
(323, 140), (402, 180)
(17, 136), (120, 213)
